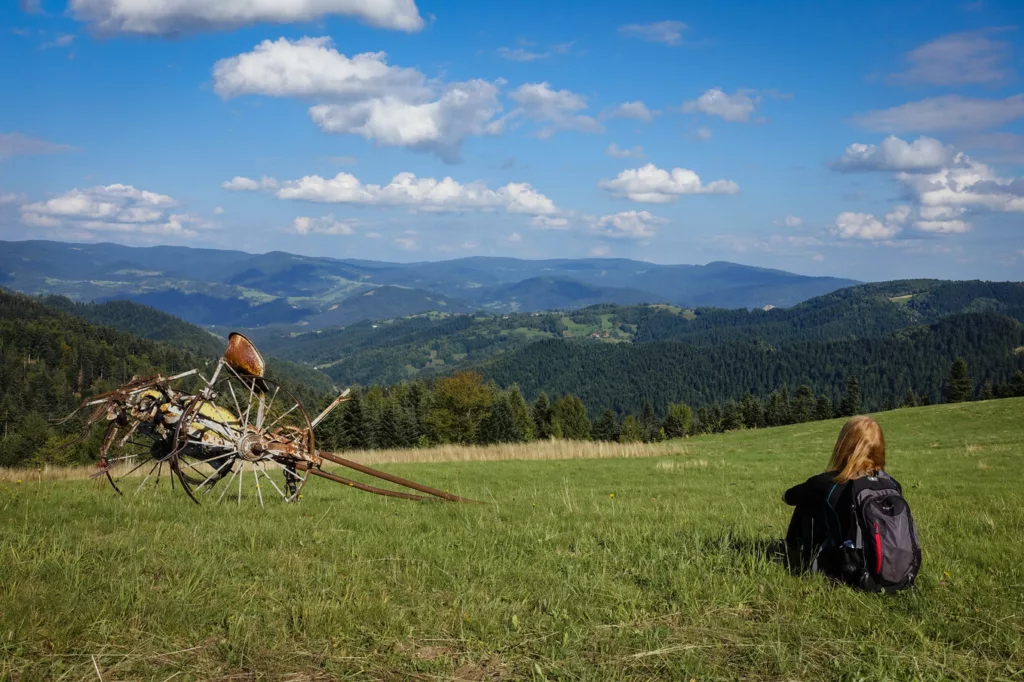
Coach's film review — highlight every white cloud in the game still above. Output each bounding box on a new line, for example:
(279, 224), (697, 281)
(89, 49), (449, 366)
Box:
(506, 231), (523, 242)
(694, 126), (712, 141)
(832, 135), (955, 172)
(227, 170), (563, 220)
(68, 0), (424, 35)
(497, 41), (574, 62)
(19, 184), (213, 237)
(365, 231), (382, 239)
(681, 89), (758, 123)
(292, 214), (356, 235)
(212, 205), (225, 215)
(774, 215), (804, 227)
(618, 20), (687, 46)
(604, 101), (654, 122)
(888, 29), (1015, 86)
(221, 175), (278, 191)
(589, 244), (610, 257)
(599, 163), (739, 203)
(0, 132), (74, 158)
(508, 82), (602, 138)
(212, 37), (428, 100)
(897, 153), (1024, 217)
(394, 236), (418, 251)
(606, 143), (644, 159)
(326, 155), (358, 165)
(830, 207), (910, 241)
(589, 210), (666, 239)
(529, 215), (569, 229)
(854, 95), (1024, 133)
(213, 37), (502, 162)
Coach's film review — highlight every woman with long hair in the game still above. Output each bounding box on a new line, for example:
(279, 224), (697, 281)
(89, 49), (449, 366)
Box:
(782, 416), (901, 574)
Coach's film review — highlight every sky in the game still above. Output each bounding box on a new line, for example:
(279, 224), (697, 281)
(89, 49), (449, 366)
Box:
(1, 0), (1023, 281)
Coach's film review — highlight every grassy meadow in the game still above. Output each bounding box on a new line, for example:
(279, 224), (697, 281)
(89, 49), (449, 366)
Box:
(1, 399), (1023, 680)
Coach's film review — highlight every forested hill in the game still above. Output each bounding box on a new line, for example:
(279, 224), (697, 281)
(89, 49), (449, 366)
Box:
(255, 279), (1024, 388)
(0, 289), (339, 466)
(41, 295), (226, 357)
(37, 292), (337, 396)
(0, 288), (213, 466)
(481, 312), (1024, 416)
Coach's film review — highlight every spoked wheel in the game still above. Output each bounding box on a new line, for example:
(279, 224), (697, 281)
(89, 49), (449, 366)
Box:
(101, 424), (178, 497)
(170, 365), (315, 505)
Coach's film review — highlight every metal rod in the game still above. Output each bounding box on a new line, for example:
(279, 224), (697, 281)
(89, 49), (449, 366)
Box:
(310, 389), (351, 429)
(306, 467), (429, 501)
(316, 451), (479, 503)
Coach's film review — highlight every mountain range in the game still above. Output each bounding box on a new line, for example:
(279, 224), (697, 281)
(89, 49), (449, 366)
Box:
(0, 240), (857, 329)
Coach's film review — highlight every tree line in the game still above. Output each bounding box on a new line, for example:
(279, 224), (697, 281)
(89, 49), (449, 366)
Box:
(315, 359), (1024, 450)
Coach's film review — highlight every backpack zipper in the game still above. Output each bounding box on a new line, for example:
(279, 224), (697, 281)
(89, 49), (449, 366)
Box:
(873, 522), (883, 574)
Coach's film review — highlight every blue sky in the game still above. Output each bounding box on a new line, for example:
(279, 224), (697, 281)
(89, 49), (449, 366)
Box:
(1, 0), (1023, 281)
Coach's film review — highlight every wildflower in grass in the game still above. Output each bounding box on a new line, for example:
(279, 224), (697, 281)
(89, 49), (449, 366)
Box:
(609, 493), (615, 498)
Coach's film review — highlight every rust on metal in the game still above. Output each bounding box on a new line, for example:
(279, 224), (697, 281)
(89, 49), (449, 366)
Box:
(63, 332), (479, 506)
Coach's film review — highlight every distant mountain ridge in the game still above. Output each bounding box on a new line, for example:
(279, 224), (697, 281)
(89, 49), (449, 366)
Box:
(0, 239), (858, 329)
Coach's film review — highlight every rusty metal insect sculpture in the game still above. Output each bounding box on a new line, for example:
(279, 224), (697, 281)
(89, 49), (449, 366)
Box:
(67, 333), (475, 505)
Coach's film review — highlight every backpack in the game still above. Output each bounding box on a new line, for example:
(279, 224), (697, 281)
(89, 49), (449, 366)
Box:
(835, 472), (922, 593)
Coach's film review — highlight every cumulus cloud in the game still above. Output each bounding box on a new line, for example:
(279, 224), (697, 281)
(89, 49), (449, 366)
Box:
(212, 37), (429, 100)
(222, 175), (278, 191)
(603, 101), (654, 122)
(506, 231), (523, 242)
(212, 206), (225, 215)
(213, 37), (502, 162)
(606, 143), (644, 159)
(681, 89), (758, 123)
(68, 0), (424, 35)
(508, 82), (602, 138)
(618, 20), (687, 46)
(831, 147), (1024, 239)
(830, 207), (910, 241)
(897, 153), (1024, 218)
(888, 29), (1015, 86)
(598, 163), (739, 203)
(854, 95), (1024, 133)
(394, 236), (418, 251)
(589, 210), (666, 239)
(292, 214), (357, 235)
(19, 184), (214, 237)
(0, 132), (75, 158)
(832, 135), (956, 172)
(225, 171), (563, 220)
(694, 126), (712, 141)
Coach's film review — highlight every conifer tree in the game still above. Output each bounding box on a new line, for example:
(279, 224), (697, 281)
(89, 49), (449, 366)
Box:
(663, 403), (693, 439)
(791, 384), (814, 423)
(945, 357), (973, 403)
(619, 415), (643, 443)
(593, 409), (620, 442)
(813, 394), (834, 421)
(532, 392), (552, 439)
(839, 376), (861, 417)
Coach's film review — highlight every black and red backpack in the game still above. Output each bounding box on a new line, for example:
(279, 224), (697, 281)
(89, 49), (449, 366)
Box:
(833, 471), (922, 593)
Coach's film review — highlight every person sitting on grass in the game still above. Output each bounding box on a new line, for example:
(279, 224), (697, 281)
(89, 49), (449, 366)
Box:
(782, 415), (921, 592)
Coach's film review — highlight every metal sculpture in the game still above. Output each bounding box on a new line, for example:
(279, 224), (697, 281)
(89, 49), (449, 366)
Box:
(68, 332), (474, 505)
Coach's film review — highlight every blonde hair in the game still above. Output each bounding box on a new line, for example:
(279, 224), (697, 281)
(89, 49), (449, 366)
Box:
(828, 416), (886, 483)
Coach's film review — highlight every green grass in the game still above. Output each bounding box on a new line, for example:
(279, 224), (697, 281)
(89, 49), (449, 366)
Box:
(2, 400), (1023, 680)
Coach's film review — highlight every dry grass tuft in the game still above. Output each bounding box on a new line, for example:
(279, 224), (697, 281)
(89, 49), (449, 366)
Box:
(341, 438), (686, 466)
(0, 439), (688, 483)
